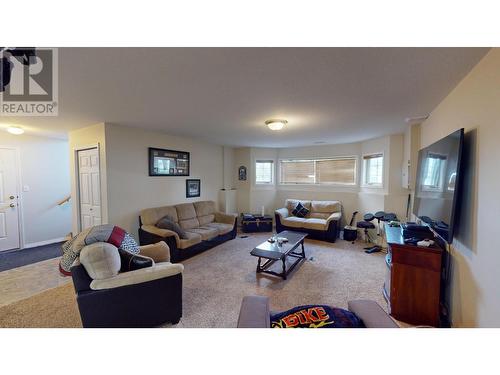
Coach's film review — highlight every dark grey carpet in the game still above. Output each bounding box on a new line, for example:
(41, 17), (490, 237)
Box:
(0, 242), (63, 272)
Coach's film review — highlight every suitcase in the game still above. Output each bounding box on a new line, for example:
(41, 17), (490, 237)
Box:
(241, 214), (273, 233)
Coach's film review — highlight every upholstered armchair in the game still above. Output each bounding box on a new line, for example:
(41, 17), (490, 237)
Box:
(71, 241), (183, 328)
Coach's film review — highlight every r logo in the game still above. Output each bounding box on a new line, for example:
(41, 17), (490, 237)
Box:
(0, 47), (58, 116)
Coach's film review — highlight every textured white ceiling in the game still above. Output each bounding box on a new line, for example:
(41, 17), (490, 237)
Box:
(1, 47), (489, 146)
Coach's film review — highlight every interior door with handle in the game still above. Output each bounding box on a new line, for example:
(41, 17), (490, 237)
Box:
(0, 148), (20, 251)
(78, 148), (101, 231)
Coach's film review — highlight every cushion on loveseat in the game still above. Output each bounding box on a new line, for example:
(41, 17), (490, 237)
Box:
(302, 218), (328, 230)
(311, 200), (341, 214)
(185, 226), (219, 241)
(205, 222), (235, 235)
(176, 203), (200, 230)
(141, 205), (179, 226)
(194, 201), (216, 225)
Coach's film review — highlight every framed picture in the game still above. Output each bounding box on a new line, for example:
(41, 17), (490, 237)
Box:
(186, 179), (201, 198)
(149, 147), (190, 176)
(238, 165), (247, 181)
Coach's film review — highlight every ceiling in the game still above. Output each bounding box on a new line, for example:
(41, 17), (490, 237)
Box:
(1, 47), (489, 147)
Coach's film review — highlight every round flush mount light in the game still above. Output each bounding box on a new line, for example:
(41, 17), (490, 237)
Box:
(7, 126), (25, 135)
(265, 119), (288, 131)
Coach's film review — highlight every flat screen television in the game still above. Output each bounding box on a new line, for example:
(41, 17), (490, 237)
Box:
(413, 128), (464, 243)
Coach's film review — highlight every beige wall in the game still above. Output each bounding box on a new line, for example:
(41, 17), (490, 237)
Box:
(104, 124), (223, 239)
(420, 48), (500, 327)
(233, 147), (251, 213)
(234, 135), (409, 224)
(69, 123), (224, 240)
(1, 132), (72, 246)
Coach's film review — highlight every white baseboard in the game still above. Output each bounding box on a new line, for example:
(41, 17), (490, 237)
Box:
(24, 237), (67, 249)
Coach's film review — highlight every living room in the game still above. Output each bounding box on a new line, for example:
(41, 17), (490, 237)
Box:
(1, 2), (499, 374)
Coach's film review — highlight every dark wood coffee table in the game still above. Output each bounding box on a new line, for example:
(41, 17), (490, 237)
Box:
(250, 230), (307, 280)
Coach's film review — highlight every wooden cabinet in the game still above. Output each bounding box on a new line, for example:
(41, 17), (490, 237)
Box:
(384, 226), (443, 327)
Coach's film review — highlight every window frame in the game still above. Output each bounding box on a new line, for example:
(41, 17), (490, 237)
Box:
(254, 159), (275, 185)
(278, 156), (358, 186)
(361, 152), (384, 188)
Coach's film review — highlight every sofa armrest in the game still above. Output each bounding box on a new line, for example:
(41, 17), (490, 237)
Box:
(275, 207), (289, 219)
(90, 262), (184, 290)
(141, 225), (180, 247)
(326, 212), (341, 224)
(237, 295), (271, 328)
(139, 241), (170, 263)
(348, 300), (398, 328)
(215, 212), (237, 225)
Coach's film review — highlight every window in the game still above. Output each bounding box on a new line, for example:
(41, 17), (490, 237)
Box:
(422, 153), (446, 191)
(255, 160), (274, 184)
(279, 157), (356, 185)
(363, 153), (383, 186)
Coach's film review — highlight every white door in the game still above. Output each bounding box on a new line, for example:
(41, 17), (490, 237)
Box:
(78, 148), (101, 231)
(0, 148), (20, 251)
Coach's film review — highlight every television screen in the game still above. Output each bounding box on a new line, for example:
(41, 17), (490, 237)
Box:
(413, 128), (464, 243)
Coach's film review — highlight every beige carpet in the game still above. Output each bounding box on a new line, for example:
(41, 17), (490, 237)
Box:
(0, 233), (387, 328)
(0, 283), (82, 328)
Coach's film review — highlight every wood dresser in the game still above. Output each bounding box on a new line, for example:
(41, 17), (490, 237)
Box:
(384, 226), (443, 327)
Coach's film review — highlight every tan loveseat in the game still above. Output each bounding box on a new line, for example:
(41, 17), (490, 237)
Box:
(275, 199), (342, 242)
(139, 200), (237, 262)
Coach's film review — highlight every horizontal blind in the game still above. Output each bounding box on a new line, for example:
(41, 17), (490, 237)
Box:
(317, 158), (356, 184)
(280, 160), (315, 184)
(280, 157), (357, 185)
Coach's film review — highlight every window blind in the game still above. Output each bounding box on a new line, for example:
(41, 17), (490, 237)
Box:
(280, 157), (356, 185)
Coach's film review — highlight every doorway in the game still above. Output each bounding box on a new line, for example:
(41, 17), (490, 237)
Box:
(0, 147), (21, 251)
(77, 147), (102, 231)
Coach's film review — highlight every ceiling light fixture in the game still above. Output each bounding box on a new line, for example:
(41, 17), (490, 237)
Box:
(265, 119), (287, 131)
(6, 126), (25, 135)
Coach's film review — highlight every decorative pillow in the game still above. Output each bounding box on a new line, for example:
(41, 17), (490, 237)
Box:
(270, 305), (364, 328)
(292, 202), (310, 218)
(119, 232), (140, 254)
(157, 215), (188, 239)
(118, 249), (153, 272)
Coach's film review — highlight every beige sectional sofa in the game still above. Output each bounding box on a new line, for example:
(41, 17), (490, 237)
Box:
(139, 200), (237, 262)
(275, 199), (342, 242)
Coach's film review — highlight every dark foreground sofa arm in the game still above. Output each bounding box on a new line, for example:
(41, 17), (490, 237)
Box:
(237, 295), (271, 328)
(348, 300), (399, 328)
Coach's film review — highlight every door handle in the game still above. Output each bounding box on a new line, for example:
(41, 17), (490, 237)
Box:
(10, 203), (15, 208)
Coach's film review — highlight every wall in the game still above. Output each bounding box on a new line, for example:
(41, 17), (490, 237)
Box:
(419, 48), (500, 327)
(69, 123), (225, 240)
(68, 123), (109, 236)
(1, 132), (71, 247)
(234, 135), (408, 225)
(104, 124), (224, 239)
(250, 147), (278, 215)
(233, 147), (251, 214)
